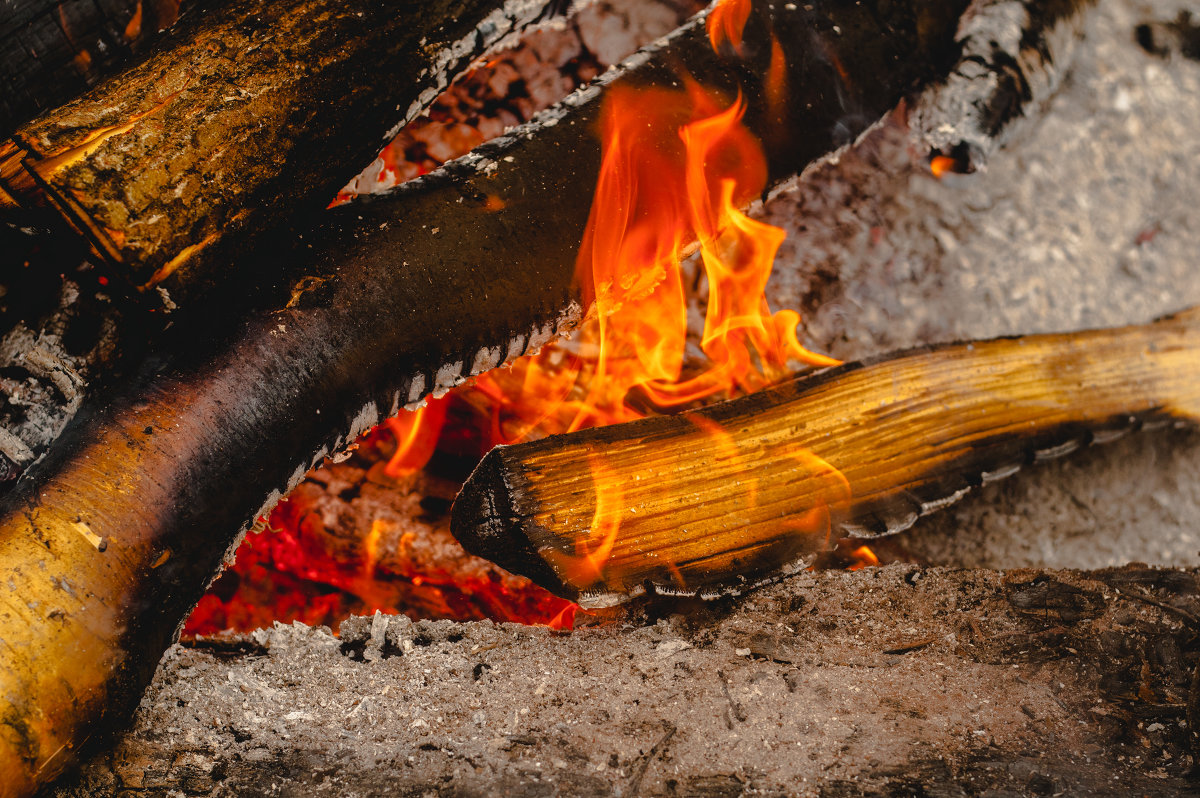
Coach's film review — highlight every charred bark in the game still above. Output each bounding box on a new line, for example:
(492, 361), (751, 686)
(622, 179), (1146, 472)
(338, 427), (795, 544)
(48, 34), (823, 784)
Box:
(0, 2), (974, 794)
(910, 0), (1097, 171)
(451, 308), (1200, 606)
(0, 0), (564, 308)
(0, 0), (200, 138)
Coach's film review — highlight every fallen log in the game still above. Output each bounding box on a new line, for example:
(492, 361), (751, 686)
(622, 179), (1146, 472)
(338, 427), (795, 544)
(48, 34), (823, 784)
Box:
(0, 0), (197, 138)
(451, 307), (1200, 606)
(0, 2), (973, 794)
(0, 0), (563, 307)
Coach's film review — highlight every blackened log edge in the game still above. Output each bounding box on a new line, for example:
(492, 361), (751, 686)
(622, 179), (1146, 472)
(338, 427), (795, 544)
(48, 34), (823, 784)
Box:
(910, 0), (1098, 171)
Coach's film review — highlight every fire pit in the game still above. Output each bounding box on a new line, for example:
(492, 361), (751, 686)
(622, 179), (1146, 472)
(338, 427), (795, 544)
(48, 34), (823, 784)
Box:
(2, 0), (1200, 794)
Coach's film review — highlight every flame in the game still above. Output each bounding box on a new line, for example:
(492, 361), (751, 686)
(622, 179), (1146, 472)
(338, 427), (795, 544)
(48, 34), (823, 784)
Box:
(473, 80), (836, 444)
(780, 448), (852, 551)
(543, 459), (624, 592)
(383, 396), (449, 478)
(847, 545), (879, 571)
(464, 78), (846, 596)
(707, 0), (752, 53)
(124, 1), (144, 41)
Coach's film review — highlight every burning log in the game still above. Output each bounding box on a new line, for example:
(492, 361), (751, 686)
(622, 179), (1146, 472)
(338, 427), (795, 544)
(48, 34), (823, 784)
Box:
(0, 0), (565, 306)
(0, 3), (976, 793)
(0, 0), (194, 137)
(451, 308), (1200, 606)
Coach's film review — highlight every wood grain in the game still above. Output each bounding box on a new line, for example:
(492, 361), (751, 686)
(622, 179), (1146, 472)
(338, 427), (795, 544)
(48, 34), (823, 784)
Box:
(451, 307), (1200, 606)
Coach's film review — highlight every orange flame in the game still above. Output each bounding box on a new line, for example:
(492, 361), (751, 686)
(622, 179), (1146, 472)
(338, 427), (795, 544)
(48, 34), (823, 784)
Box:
(474, 79), (837, 443)
(543, 459), (624, 592)
(464, 77), (845, 595)
(383, 396), (450, 479)
(707, 0), (752, 53)
(847, 545), (879, 571)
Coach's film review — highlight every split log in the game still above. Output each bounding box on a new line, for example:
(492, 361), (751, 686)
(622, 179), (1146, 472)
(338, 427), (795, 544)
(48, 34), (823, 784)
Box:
(0, 0), (564, 307)
(0, 0), (197, 138)
(0, 2), (976, 794)
(451, 307), (1200, 606)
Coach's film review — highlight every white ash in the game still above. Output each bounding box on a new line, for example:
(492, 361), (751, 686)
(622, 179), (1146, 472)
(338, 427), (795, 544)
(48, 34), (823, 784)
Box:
(757, 0), (1200, 570)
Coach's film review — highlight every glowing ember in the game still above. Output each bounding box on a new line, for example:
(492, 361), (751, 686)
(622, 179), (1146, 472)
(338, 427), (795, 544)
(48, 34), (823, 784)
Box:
(930, 154), (958, 179)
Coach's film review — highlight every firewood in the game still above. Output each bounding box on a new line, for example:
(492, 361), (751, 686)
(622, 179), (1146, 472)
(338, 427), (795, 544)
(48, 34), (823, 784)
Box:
(0, 2), (999, 794)
(0, 0), (196, 137)
(451, 307), (1200, 606)
(0, 0), (566, 307)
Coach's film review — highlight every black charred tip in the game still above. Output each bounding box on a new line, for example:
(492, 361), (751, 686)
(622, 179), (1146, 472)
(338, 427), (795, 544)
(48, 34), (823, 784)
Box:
(450, 447), (579, 601)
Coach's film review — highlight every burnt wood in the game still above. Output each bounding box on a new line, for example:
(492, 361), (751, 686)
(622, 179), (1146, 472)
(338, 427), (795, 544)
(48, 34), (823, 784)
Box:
(0, 0), (562, 308)
(0, 1), (974, 794)
(451, 308), (1200, 606)
(0, 0), (198, 138)
(911, 0), (1098, 171)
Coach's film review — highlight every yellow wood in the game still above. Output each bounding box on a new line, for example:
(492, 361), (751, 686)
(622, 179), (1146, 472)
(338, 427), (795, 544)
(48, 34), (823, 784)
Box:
(456, 308), (1200, 606)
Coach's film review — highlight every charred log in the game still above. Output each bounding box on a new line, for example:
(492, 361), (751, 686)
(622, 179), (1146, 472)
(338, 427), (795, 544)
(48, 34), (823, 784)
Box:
(451, 308), (1200, 606)
(0, 2), (976, 793)
(0, 0), (200, 138)
(0, 0), (565, 308)
(910, 0), (1097, 172)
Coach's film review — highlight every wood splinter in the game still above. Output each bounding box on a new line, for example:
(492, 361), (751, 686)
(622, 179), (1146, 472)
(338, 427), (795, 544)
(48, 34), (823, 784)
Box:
(451, 307), (1200, 607)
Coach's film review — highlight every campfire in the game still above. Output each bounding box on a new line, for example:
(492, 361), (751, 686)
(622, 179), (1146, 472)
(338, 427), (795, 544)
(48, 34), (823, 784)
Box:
(2, 0), (1200, 795)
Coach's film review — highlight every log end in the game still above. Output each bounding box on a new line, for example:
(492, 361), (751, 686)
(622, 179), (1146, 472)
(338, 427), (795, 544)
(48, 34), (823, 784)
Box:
(451, 447), (581, 602)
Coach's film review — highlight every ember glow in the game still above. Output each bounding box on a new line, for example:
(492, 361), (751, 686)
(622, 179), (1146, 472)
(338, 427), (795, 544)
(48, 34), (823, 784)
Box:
(847, 545), (880, 571)
(189, 1), (856, 635)
(930, 154), (957, 179)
